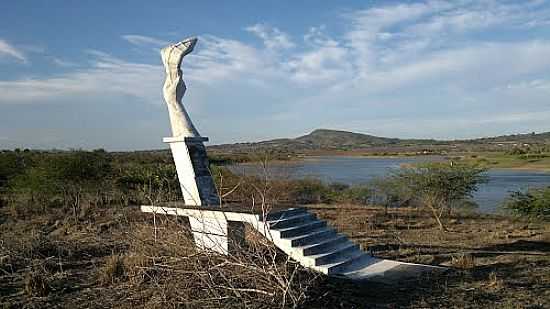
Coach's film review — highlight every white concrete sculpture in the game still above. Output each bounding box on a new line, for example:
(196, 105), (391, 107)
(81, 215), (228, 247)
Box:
(145, 37), (445, 278)
(161, 37), (200, 138)
(160, 38), (219, 207)
(160, 37), (223, 253)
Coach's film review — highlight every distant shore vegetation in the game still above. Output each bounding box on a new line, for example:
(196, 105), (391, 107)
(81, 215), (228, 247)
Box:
(1, 149), (547, 224)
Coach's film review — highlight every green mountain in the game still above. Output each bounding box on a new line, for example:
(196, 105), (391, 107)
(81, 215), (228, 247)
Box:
(208, 129), (550, 154)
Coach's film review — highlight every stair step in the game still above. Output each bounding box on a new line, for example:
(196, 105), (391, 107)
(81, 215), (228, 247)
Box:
(263, 208), (307, 221)
(268, 213), (316, 229)
(288, 227), (336, 247)
(300, 235), (349, 256)
(326, 252), (374, 275)
(278, 221), (327, 238)
(313, 243), (360, 266)
(338, 257), (388, 279)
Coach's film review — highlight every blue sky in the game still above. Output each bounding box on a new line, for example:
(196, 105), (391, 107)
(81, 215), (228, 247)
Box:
(1, 0), (550, 150)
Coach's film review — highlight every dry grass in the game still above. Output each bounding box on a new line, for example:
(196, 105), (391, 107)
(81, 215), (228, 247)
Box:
(97, 254), (125, 285)
(485, 271), (504, 291)
(1, 202), (549, 308)
(451, 253), (475, 269)
(114, 218), (319, 308)
(24, 268), (50, 297)
(308, 204), (550, 308)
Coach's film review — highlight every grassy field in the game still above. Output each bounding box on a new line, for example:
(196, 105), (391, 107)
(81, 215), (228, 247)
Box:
(1, 202), (548, 308)
(452, 152), (550, 171)
(301, 151), (550, 172)
(221, 150), (550, 172)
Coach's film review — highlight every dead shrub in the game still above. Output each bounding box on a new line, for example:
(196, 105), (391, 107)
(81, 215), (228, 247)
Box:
(24, 268), (50, 297)
(0, 229), (73, 274)
(485, 271), (504, 291)
(8, 199), (40, 220)
(97, 254), (125, 285)
(123, 253), (155, 285)
(451, 253), (475, 269)
(121, 217), (321, 308)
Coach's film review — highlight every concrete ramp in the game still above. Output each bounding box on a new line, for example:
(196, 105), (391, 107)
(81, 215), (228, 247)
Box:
(141, 205), (445, 283)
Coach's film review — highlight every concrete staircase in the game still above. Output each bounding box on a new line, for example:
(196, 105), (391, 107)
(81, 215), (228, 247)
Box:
(256, 207), (445, 281)
(141, 205), (445, 282)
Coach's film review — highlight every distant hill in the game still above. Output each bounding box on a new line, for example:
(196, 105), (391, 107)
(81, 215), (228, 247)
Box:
(208, 129), (550, 154)
(295, 129), (400, 147)
(470, 132), (550, 144)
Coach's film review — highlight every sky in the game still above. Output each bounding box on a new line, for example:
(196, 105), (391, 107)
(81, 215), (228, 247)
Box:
(1, 0), (550, 150)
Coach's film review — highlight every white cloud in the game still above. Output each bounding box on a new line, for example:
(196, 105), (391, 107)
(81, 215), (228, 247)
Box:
(406, 7), (505, 36)
(304, 26), (339, 47)
(504, 79), (550, 91)
(0, 51), (162, 104)
(52, 57), (77, 67)
(2, 1), (550, 145)
(4, 2), (550, 104)
(0, 34), (280, 105)
(122, 34), (169, 46)
(0, 39), (26, 62)
(479, 110), (550, 124)
(367, 41), (550, 93)
(187, 35), (271, 83)
(245, 24), (294, 49)
(343, 1), (450, 74)
(333, 108), (550, 140)
(287, 45), (352, 84)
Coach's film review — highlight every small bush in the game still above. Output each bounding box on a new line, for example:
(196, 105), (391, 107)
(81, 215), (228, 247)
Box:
(338, 185), (373, 205)
(504, 186), (550, 219)
(290, 178), (330, 203)
(288, 179), (373, 205)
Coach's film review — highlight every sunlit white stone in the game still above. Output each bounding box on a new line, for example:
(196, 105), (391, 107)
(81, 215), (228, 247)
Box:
(161, 37), (200, 137)
(160, 38), (219, 207)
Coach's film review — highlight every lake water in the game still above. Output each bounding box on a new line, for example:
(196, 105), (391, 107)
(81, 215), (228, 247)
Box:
(230, 156), (550, 213)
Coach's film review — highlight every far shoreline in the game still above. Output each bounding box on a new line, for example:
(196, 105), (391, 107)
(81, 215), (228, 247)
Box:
(229, 152), (550, 173)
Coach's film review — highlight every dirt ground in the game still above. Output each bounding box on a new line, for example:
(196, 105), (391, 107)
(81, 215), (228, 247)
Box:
(309, 205), (550, 308)
(1, 204), (549, 308)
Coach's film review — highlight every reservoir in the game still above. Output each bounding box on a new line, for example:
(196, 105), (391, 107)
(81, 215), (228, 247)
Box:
(230, 156), (550, 213)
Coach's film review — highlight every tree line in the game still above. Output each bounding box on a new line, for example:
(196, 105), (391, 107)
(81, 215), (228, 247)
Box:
(1, 149), (547, 228)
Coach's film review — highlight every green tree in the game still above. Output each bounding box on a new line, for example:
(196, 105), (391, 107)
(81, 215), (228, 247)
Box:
(392, 162), (488, 231)
(371, 176), (414, 214)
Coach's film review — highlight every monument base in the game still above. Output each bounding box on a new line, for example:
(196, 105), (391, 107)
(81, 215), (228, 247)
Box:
(189, 216), (245, 255)
(141, 206), (249, 255)
(163, 136), (219, 206)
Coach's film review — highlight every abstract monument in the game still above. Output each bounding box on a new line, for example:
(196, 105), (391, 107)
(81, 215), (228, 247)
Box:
(142, 37), (445, 282)
(160, 37), (219, 207)
(159, 37), (240, 254)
